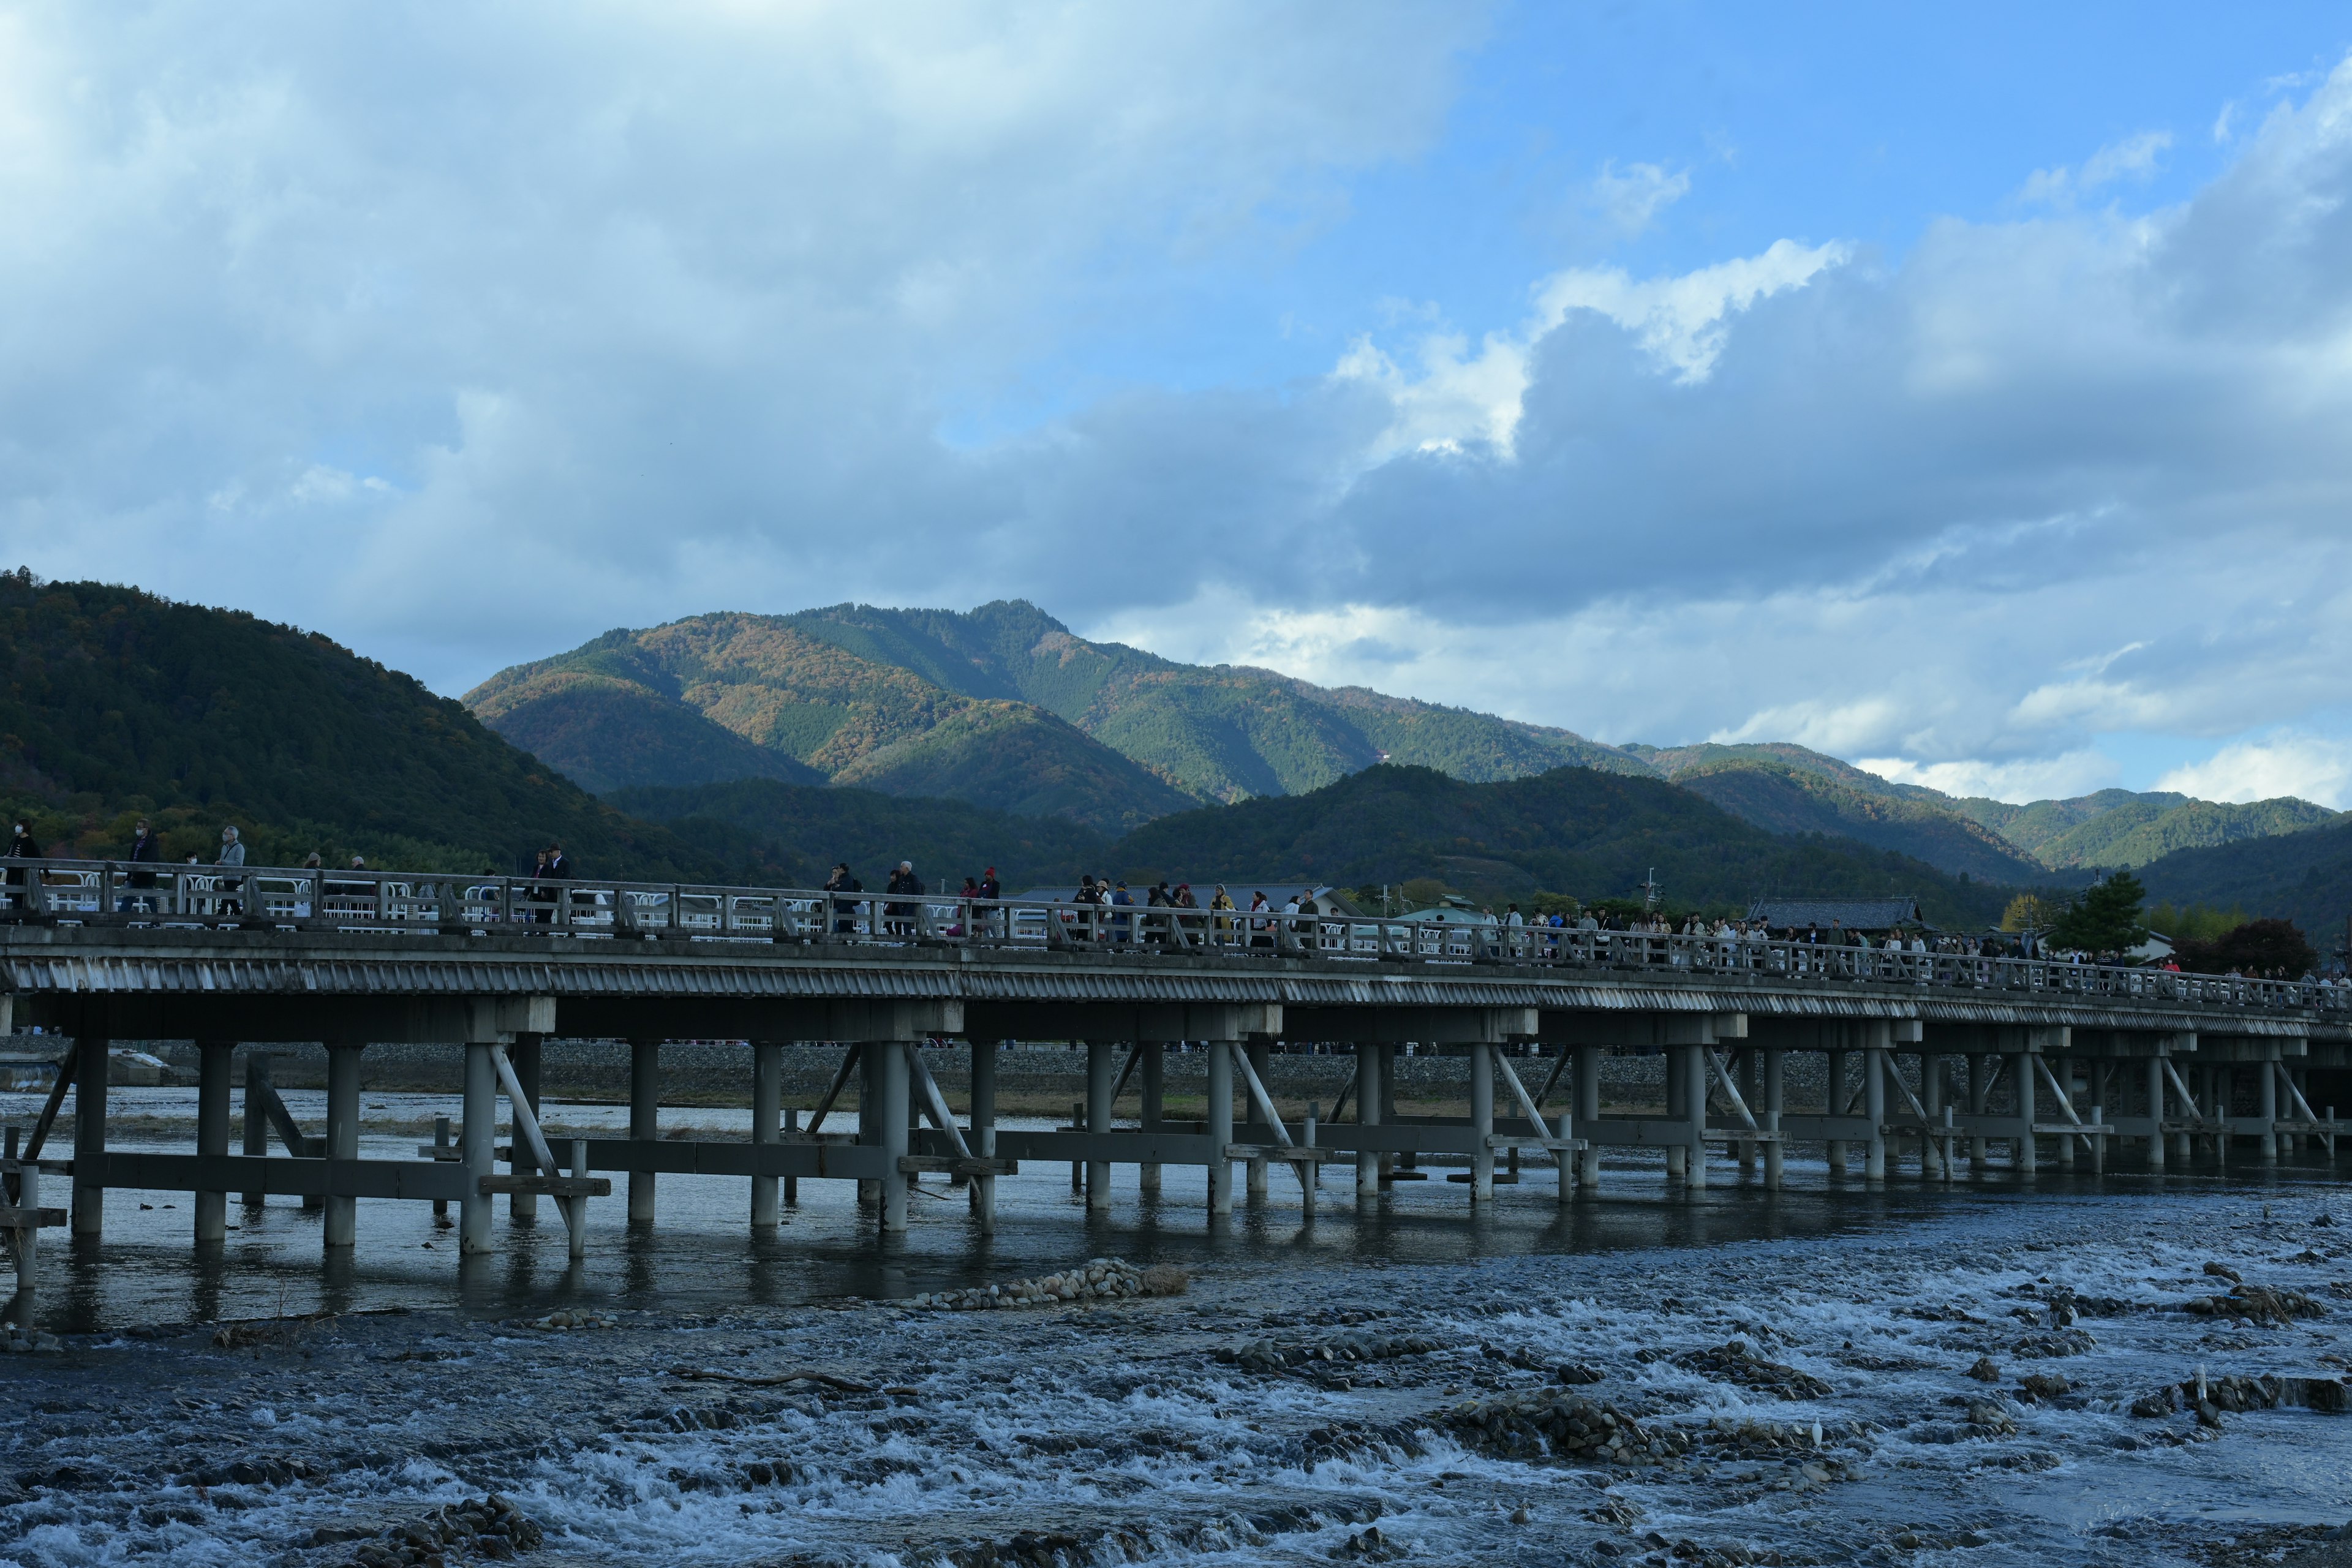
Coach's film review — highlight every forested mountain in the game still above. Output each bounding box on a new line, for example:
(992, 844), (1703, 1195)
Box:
(1627, 744), (2050, 884)
(2137, 820), (2352, 946)
(0, 573), (723, 878)
(465, 601), (1648, 826)
(1629, 741), (2340, 875)
(1112, 764), (2013, 927)
(612, 778), (1107, 891)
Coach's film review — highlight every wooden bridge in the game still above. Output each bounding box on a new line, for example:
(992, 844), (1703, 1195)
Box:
(2, 858), (2346, 1316)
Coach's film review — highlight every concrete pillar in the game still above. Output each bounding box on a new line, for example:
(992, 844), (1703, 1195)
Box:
(1245, 1038), (1272, 1198)
(1762, 1049), (1785, 1191)
(970, 1041), (997, 1232)
(1139, 1042), (1165, 1197)
(508, 1034), (542, 1222)
(2260, 1053), (2280, 1165)
(460, 1042), (496, 1254)
(2147, 1057), (2167, 1172)
(873, 1043), (910, 1233)
(323, 1041), (362, 1248)
(2089, 1061), (2107, 1174)
(1968, 1054), (1989, 1167)
(628, 1039), (660, 1223)
(1469, 1042), (1496, 1200)
(1683, 1044), (1709, 1189)
(751, 1041), (782, 1227)
(1575, 1044), (1601, 1187)
(1825, 1049), (1848, 1174)
(1355, 1041), (1382, 1196)
(1863, 1048), (1887, 1183)
(1207, 1041), (1234, 1215)
(194, 1041), (232, 1243)
(70, 1034), (107, 1237)
(241, 1051), (271, 1205)
(1085, 1041), (1114, 1210)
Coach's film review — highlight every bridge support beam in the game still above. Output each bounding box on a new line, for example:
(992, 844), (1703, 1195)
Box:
(323, 1039), (362, 1247)
(1469, 1043), (1494, 1200)
(867, 1042), (910, 1233)
(1762, 1050), (1785, 1191)
(70, 1032), (107, 1237)
(2147, 1057), (2166, 1173)
(1576, 1046), (1601, 1187)
(1825, 1049), (1848, 1175)
(751, 1041), (782, 1228)
(1139, 1042), (1164, 1197)
(1682, 1044), (1708, 1189)
(1207, 1041), (1234, 1215)
(629, 1039), (660, 1223)
(1864, 1045), (1887, 1183)
(970, 1041), (998, 1233)
(1086, 1041), (1114, 1211)
(461, 1041), (496, 1254)
(1355, 1041), (1382, 1197)
(241, 1051), (271, 1205)
(194, 1040), (232, 1243)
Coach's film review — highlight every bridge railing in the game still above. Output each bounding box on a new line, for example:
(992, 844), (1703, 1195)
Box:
(1, 858), (2340, 1016)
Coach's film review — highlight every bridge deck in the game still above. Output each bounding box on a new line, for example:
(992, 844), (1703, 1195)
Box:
(0, 862), (2343, 1317)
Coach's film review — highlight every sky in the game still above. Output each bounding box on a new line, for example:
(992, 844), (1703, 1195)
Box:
(6, 2), (2352, 807)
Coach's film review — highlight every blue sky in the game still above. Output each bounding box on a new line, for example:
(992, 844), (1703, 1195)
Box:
(6, 2), (2352, 806)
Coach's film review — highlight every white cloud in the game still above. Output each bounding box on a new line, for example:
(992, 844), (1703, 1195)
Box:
(2022, 129), (2173, 205)
(1589, 160), (1691, 238)
(2157, 734), (2352, 809)
(1855, 752), (2120, 805)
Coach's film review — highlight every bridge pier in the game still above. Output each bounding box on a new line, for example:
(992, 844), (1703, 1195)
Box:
(1085, 1041), (1114, 1211)
(194, 1040), (232, 1243)
(1967, 1054), (1988, 1169)
(1139, 1042), (1164, 1198)
(1355, 1041), (1382, 1196)
(1920, 1052), (1945, 1180)
(2146, 1056), (2166, 1172)
(628, 1039), (660, 1223)
(1207, 1041), (1234, 1215)
(323, 1038), (362, 1248)
(1762, 1049), (1784, 1190)
(2260, 1049), (2280, 1163)
(1681, 1044), (1708, 1189)
(970, 1040), (998, 1233)
(71, 1032), (106, 1237)
(1575, 1046), (1600, 1188)
(868, 1042), (910, 1233)
(1664, 1049), (1687, 1182)
(461, 1041), (496, 1254)
(1863, 1044), (1887, 1183)
(1468, 1043), (1495, 1200)
(751, 1040), (782, 1228)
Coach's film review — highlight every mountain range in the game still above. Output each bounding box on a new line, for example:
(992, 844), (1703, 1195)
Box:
(5, 575), (2342, 943)
(468, 602), (2342, 883)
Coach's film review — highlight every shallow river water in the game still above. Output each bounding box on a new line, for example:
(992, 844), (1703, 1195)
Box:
(4, 1087), (2351, 1567)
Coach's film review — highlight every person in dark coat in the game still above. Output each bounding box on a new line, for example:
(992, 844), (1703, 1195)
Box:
(884, 861), (923, 937)
(121, 817), (161, 912)
(824, 863), (862, 935)
(6, 821), (40, 910)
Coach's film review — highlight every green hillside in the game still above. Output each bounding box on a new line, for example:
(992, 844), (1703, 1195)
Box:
(1642, 749), (2051, 884)
(467, 668), (824, 794)
(0, 573), (723, 878)
(1110, 764), (2015, 927)
(1632, 741), (2337, 874)
(611, 778), (1106, 890)
(2137, 820), (2352, 944)
(2030, 796), (2341, 869)
(827, 701), (1194, 832)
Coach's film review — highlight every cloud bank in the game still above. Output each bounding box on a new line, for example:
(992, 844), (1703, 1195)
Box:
(3, 9), (2351, 807)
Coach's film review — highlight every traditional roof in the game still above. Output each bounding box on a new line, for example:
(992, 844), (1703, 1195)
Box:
(1746, 897), (1923, 931)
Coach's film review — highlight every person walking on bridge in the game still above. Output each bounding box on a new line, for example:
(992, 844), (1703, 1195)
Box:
(884, 861), (923, 938)
(119, 817), (161, 914)
(5, 821), (40, 912)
